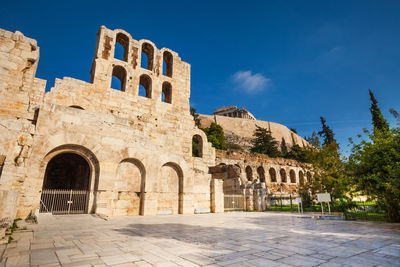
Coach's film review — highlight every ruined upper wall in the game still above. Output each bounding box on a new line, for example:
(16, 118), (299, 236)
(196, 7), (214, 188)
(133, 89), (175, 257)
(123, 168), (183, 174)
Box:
(0, 29), (46, 118)
(0, 29), (46, 180)
(45, 26), (191, 122)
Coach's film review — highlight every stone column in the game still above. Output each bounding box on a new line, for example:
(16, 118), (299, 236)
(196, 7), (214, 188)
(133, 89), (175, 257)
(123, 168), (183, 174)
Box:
(245, 188), (254, 211)
(211, 178), (224, 213)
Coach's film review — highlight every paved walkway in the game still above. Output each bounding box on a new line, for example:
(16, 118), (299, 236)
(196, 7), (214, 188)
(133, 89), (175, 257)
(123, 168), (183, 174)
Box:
(1, 212), (400, 267)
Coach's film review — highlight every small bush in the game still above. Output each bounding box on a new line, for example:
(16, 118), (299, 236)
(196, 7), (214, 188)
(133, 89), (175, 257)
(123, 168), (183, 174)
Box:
(226, 142), (243, 151)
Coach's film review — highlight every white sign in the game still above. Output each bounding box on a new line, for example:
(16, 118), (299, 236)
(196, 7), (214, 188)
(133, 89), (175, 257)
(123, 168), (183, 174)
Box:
(297, 197), (302, 204)
(317, 193), (331, 203)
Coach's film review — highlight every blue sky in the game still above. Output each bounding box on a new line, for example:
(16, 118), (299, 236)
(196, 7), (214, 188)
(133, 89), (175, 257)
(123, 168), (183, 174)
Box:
(2, 0), (400, 152)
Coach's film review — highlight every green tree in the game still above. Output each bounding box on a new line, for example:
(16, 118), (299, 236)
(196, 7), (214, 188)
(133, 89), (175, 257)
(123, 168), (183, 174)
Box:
(318, 117), (337, 146)
(192, 137), (200, 157)
(348, 94), (400, 222)
(190, 107), (201, 127)
(250, 126), (279, 157)
(301, 118), (348, 202)
(369, 89), (389, 134)
(202, 123), (226, 150)
(306, 131), (320, 148)
(285, 144), (309, 163)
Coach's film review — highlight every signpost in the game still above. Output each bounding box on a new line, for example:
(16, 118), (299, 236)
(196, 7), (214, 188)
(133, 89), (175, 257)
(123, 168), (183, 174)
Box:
(317, 193), (331, 214)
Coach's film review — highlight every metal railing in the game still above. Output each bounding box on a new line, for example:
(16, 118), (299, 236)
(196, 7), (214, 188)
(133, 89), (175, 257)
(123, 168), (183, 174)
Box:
(224, 194), (244, 211)
(40, 189), (89, 215)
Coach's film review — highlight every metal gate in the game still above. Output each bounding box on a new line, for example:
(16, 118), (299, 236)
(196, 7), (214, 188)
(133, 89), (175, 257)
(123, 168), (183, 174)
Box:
(40, 189), (89, 215)
(224, 194), (244, 211)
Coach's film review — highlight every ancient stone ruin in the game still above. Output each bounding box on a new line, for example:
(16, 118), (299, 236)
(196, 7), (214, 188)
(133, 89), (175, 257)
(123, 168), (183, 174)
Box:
(0, 27), (311, 231)
(213, 105), (256, 120)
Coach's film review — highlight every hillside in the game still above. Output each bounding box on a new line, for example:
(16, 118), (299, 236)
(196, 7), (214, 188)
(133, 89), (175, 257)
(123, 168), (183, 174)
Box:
(199, 114), (309, 152)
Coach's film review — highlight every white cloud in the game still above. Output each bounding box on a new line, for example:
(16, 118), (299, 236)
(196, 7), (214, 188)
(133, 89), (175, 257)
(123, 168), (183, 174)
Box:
(231, 70), (271, 93)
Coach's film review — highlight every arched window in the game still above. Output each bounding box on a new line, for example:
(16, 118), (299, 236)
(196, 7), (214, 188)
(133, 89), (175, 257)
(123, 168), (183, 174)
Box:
(245, 166), (253, 181)
(162, 82), (172, 103)
(138, 74), (152, 98)
(111, 65), (127, 91)
(280, 169), (287, 183)
(290, 170), (296, 183)
(141, 43), (154, 71)
(269, 168), (277, 182)
(163, 51), (173, 77)
(192, 135), (203, 157)
(299, 171), (304, 186)
(115, 33), (129, 62)
(257, 166), (265, 183)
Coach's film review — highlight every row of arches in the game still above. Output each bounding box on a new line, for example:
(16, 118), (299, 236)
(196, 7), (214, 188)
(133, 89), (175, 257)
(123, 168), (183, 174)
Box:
(42, 146), (184, 215)
(111, 70), (172, 104)
(244, 165), (311, 186)
(114, 32), (173, 77)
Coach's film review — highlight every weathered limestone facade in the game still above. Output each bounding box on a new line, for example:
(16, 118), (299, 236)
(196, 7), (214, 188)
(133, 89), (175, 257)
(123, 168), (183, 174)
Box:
(211, 150), (312, 211)
(0, 27), (219, 222)
(0, 26), (309, 228)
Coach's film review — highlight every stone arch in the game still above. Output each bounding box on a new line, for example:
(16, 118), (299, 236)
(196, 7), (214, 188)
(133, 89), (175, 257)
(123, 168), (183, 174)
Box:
(43, 153), (90, 190)
(159, 162), (183, 214)
(163, 51), (173, 77)
(289, 169), (296, 183)
(299, 171), (304, 186)
(192, 134), (203, 158)
(139, 74), (152, 98)
(111, 65), (127, 91)
(257, 166), (265, 183)
(115, 32), (129, 62)
(269, 167), (277, 182)
(39, 144), (100, 213)
(141, 42), (154, 71)
(234, 164), (241, 173)
(116, 158), (146, 215)
(245, 166), (253, 181)
(162, 81), (172, 103)
(280, 169), (287, 183)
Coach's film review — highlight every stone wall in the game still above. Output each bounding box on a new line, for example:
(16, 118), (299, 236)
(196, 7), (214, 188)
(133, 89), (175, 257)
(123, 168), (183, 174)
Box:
(216, 150), (311, 194)
(0, 29), (46, 223)
(0, 27), (220, 220)
(212, 150), (312, 211)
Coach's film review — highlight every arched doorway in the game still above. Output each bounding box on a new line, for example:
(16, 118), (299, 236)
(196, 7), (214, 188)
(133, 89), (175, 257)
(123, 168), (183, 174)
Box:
(43, 153), (90, 190)
(280, 169), (287, 183)
(257, 166), (265, 183)
(269, 168), (277, 182)
(158, 162), (183, 215)
(245, 166), (253, 181)
(40, 149), (97, 215)
(115, 158), (146, 216)
(299, 171), (304, 186)
(289, 170), (296, 183)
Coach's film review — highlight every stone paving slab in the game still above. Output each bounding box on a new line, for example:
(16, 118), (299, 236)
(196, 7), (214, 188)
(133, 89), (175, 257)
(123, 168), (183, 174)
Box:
(0, 212), (399, 266)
